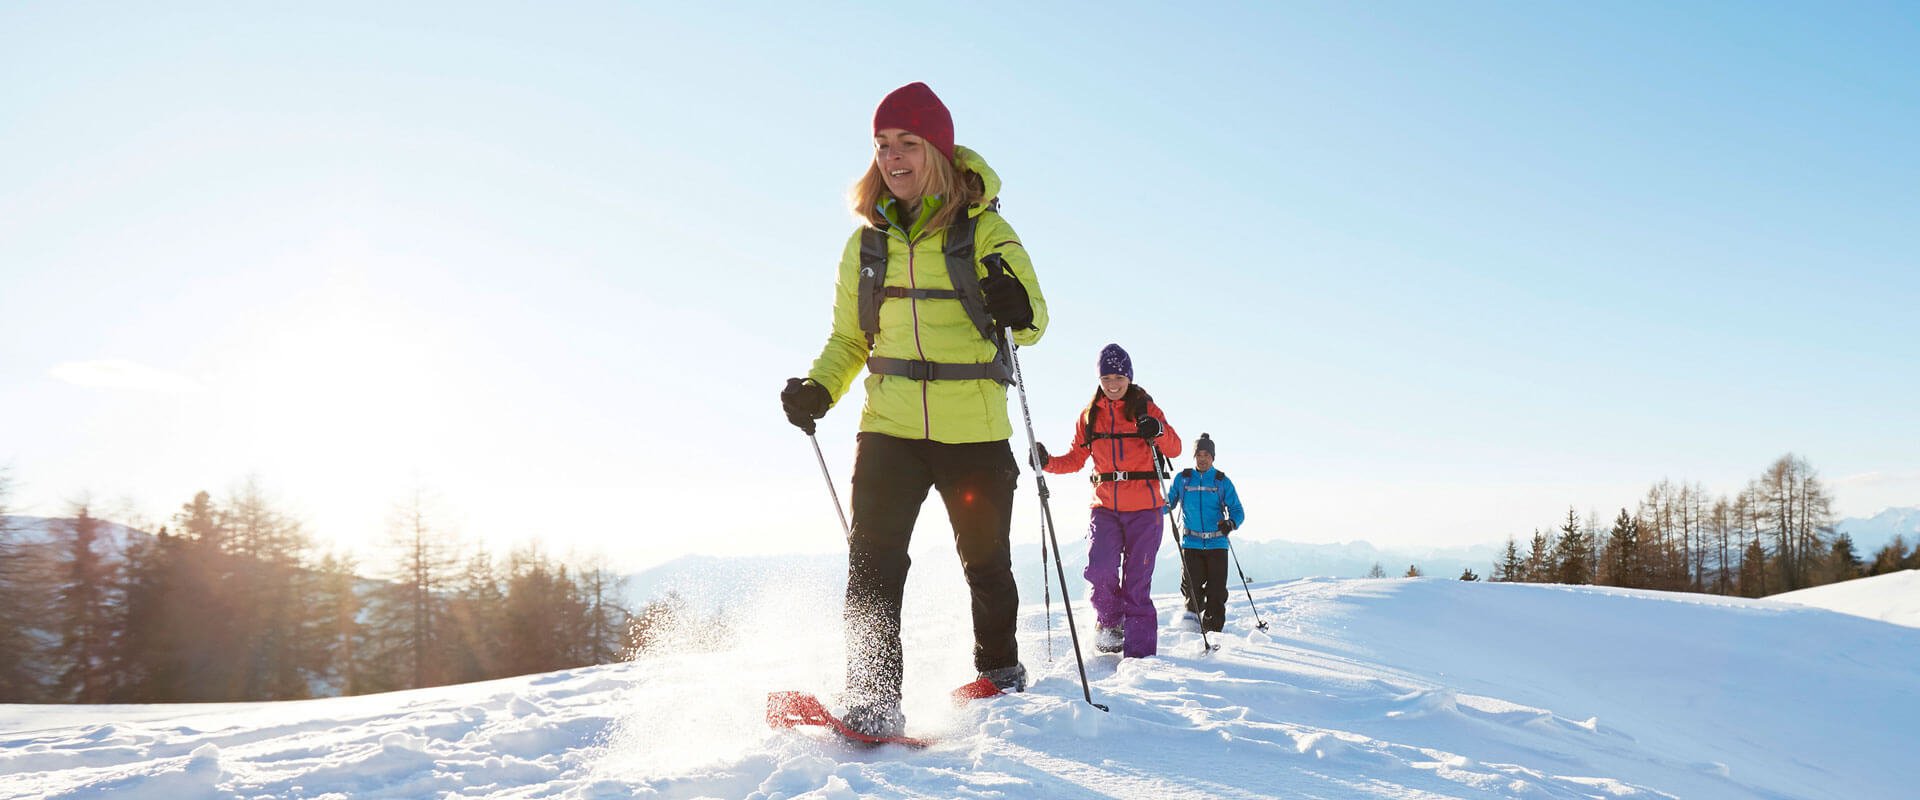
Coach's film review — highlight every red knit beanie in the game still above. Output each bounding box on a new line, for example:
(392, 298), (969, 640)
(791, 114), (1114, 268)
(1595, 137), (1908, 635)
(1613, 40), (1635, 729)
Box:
(873, 82), (954, 160)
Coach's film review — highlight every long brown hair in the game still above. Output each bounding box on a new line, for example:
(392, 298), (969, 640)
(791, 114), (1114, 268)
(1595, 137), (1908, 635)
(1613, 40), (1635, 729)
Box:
(1084, 384), (1152, 436)
(849, 147), (985, 233)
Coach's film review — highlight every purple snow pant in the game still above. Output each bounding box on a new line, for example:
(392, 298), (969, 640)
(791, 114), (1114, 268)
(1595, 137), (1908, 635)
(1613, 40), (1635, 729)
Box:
(1085, 506), (1164, 658)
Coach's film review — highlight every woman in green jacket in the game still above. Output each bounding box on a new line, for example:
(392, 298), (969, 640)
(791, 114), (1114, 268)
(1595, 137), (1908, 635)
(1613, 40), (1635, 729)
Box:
(780, 82), (1048, 738)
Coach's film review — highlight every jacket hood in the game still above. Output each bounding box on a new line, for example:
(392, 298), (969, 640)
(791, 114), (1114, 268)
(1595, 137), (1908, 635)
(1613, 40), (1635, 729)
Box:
(952, 145), (1001, 217)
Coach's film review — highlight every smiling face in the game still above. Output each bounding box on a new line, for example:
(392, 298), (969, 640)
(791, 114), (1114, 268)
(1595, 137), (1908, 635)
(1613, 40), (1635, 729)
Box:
(874, 128), (931, 204)
(1100, 373), (1131, 401)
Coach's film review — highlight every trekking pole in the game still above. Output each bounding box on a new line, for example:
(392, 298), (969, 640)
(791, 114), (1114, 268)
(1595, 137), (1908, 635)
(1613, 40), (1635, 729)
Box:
(1042, 515), (1053, 661)
(1149, 446), (1214, 653)
(1210, 468), (1269, 631)
(983, 254), (1105, 712)
(1225, 536), (1270, 631)
(806, 432), (853, 539)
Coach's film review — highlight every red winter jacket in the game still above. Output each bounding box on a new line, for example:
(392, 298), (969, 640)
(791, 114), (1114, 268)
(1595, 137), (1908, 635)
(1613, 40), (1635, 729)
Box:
(1042, 389), (1182, 512)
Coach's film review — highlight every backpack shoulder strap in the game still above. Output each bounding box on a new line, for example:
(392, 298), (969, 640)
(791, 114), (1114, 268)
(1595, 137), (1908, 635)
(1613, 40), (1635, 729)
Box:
(943, 214), (988, 339)
(856, 226), (889, 350)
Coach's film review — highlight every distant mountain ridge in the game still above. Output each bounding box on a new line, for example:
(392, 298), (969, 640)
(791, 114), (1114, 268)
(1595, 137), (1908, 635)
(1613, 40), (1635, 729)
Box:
(623, 538), (1507, 611)
(622, 509), (1920, 611)
(0, 515), (147, 554)
(1835, 506), (1920, 556)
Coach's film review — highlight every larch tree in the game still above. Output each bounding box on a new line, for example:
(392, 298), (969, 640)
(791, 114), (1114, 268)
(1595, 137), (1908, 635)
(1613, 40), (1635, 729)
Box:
(0, 472), (50, 701)
(364, 490), (459, 691)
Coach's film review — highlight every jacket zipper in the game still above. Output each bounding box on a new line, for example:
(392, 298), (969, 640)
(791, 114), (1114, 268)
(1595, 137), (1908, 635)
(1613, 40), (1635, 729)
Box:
(906, 234), (929, 439)
(1108, 401), (1121, 509)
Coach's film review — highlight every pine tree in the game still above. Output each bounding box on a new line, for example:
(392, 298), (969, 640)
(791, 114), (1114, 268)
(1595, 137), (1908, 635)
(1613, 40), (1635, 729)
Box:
(53, 504), (118, 702)
(311, 552), (362, 696)
(1366, 562), (1386, 579)
(1602, 508), (1643, 589)
(1459, 567), (1478, 581)
(1553, 507), (1592, 585)
(1739, 538), (1768, 595)
(441, 546), (507, 684)
(1868, 536), (1910, 577)
(501, 546), (585, 675)
(1404, 564), (1423, 578)
(1526, 529), (1553, 583)
(1494, 537), (1524, 582)
(1825, 533), (1863, 584)
(108, 527), (178, 701)
(168, 492), (244, 701)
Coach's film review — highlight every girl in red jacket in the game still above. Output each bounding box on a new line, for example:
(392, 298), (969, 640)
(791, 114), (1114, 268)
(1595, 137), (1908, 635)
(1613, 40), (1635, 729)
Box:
(1036, 343), (1181, 657)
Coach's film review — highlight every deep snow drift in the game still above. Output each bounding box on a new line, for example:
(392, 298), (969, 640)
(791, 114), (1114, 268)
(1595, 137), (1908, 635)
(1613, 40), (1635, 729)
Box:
(1768, 568), (1920, 629)
(3, 566), (1915, 799)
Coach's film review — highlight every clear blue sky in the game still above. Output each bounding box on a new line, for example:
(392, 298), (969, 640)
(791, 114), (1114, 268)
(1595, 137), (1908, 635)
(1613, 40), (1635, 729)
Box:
(3, 2), (1916, 569)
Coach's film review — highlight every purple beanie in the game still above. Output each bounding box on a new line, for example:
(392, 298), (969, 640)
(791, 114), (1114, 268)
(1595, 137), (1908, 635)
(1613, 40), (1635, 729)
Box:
(1098, 343), (1132, 380)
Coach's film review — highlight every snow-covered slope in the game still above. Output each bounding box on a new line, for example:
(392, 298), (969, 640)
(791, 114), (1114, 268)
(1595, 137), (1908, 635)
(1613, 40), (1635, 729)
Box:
(1768, 569), (1920, 629)
(4, 572), (1914, 799)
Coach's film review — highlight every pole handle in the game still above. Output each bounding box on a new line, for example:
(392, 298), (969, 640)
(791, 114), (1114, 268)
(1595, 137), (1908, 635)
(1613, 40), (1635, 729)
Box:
(982, 252), (1009, 282)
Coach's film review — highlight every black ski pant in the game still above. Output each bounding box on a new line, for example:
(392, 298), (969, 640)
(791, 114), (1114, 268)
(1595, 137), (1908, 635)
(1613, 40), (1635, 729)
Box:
(1180, 547), (1230, 633)
(844, 432), (1020, 705)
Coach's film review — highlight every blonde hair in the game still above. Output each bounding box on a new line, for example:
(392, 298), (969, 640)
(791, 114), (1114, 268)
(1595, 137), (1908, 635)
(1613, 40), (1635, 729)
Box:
(849, 148), (985, 233)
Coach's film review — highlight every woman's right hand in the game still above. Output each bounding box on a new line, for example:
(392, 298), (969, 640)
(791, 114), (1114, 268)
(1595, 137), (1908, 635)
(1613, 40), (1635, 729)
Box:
(781, 378), (831, 434)
(1031, 442), (1051, 470)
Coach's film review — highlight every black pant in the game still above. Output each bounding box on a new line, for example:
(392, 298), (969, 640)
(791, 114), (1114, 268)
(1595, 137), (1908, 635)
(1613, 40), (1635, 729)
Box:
(1180, 547), (1230, 633)
(845, 432), (1020, 704)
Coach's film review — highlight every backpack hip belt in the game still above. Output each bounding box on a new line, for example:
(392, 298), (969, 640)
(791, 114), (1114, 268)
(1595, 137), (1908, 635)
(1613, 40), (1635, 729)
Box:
(1090, 470), (1168, 485)
(866, 356), (1012, 383)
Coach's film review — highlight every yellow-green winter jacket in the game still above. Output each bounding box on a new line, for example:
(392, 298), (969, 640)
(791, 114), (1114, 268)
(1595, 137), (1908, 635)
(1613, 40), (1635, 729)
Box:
(807, 146), (1048, 443)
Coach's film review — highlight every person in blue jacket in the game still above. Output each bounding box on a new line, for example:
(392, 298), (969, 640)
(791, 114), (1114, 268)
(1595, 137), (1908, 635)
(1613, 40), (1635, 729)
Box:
(1165, 433), (1245, 633)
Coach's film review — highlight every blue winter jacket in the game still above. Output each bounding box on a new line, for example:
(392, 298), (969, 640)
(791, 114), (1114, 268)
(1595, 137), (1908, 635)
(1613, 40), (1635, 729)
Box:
(1165, 467), (1245, 550)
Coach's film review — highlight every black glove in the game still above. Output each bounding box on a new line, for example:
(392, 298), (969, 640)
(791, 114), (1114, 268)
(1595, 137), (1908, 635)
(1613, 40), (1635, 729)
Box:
(1218, 519), (1236, 534)
(979, 272), (1034, 330)
(1031, 442), (1052, 470)
(781, 378), (831, 435)
(1135, 416), (1162, 439)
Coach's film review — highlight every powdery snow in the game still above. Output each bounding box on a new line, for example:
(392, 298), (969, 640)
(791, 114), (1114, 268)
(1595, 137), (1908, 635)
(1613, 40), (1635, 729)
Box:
(1767, 569), (1920, 629)
(3, 573), (1915, 799)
